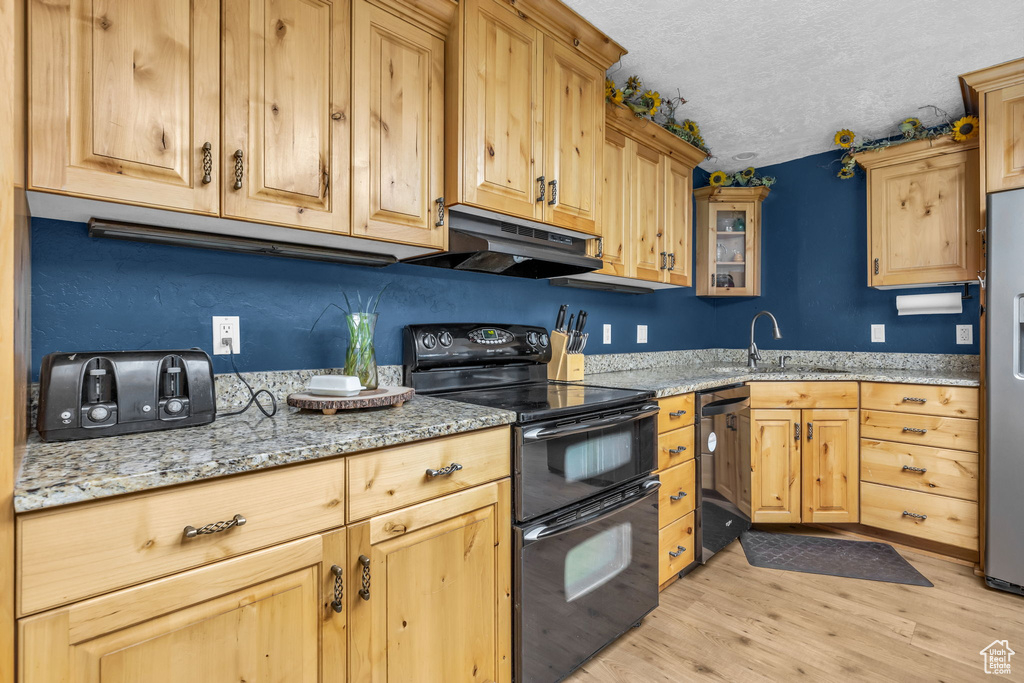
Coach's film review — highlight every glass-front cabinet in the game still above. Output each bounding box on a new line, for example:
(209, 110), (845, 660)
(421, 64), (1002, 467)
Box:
(695, 186), (770, 296)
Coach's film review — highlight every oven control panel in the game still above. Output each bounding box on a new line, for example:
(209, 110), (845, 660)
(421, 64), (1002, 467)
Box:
(468, 327), (513, 345)
(403, 323), (552, 373)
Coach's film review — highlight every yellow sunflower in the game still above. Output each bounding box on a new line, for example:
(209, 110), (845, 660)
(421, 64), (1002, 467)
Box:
(682, 120), (700, 136)
(837, 166), (855, 180)
(643, 90), (662, 116)
(901, 117), (921, 129)
(740, 167), (756, 179)
(625, 75), (641, 92)
(605, 78), (623, 104)
(951, 115), (979, 141)
(834, 129), (855, 148)
(708, 171), (730, 187)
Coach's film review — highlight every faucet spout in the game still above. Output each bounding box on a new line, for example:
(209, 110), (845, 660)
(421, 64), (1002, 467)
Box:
(748, 311), (782, 369)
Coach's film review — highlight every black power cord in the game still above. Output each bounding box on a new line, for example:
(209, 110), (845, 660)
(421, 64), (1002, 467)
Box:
(217, 339), (278, 418)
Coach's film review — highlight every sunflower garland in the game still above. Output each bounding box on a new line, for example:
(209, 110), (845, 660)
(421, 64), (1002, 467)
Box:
(707, 167), (776, 188)
(832, 107), (978, 180)
(605, 75), (712, 158)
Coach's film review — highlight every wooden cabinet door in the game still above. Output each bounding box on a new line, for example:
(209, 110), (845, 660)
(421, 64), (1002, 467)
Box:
(351, 0), (445, 249)
(985, 84), (1024, 192)
(349, 481), (512, 683)
(750, 409), (801, 523)
(222, 0), (350, 233)
(19, 532), (347, 683)
(592, 130), (631, 276)
(541, 36), (602, 234)
(868, 149), (980, 286)
(802, 409), (859, 523)
(707, 201), (758, 295)
(29, 0), (219, 213)
(663, 157), (693, 286)
(459, 0), (543, 221)
(632, 142), (665, 282)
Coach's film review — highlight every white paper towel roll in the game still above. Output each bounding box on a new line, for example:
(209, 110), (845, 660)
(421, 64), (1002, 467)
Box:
(896, 292), (963, 316)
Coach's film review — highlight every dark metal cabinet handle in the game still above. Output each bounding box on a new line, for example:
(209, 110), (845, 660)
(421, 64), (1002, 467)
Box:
(902, 465), (928, 474)
(806, 423), (813, 440)
(358, 555), (371, 600)
(536, 176), (546, 203)
(794, 422), (801, 440)
(902, 397), (927, 404)
(435, 197), (445, 227)
(330, 565), (344, 613)
(233, 149), (244, 190)
(902, 510), (927, 520)
(183, 513), (246, 539)
(426, 462), (463, 478)
(902, 427), (927, 434)
(595, 237), (604, 259)
(201, 142), (213, 184)
(668, 253), (677, 271)
(670, 410), (687, 417)
(660, 252), (668, 270)
(668, 545), (686, 558)
(548, 179), (557, 205)
(669, 446), (687, 454)
(874, 258), (880, 275)
(670, 491), (687, 501)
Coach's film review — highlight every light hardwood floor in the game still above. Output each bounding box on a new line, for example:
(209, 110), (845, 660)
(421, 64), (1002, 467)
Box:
(569, 530), (1024, 682)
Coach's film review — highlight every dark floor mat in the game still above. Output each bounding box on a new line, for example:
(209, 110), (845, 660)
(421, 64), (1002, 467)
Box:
(702, 501), (751, 556)
(740, 529), (933, 587)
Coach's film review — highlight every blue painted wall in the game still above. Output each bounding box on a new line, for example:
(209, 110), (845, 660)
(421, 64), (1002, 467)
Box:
(711, 150), (981, 355)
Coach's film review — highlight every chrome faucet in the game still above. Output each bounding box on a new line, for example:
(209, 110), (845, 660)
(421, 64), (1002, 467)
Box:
(748, 311), (782, 369)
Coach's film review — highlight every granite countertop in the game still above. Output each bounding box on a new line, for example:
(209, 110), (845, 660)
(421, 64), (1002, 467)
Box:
(15, 395), (516, 514)
(586, 364), (980, 398)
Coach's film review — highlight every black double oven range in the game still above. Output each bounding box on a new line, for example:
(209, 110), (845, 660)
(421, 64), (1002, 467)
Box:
(404, 323), (660, 683)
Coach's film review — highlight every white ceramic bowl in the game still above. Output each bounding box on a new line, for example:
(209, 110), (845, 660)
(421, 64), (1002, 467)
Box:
(306, 375), (364, 397)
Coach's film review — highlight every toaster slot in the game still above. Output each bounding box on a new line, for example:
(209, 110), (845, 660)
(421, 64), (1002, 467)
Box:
(80, 358), (118, 429)
(158, 355), (191, 421)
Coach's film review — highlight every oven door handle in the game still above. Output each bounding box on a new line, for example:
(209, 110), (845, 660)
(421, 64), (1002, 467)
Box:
(701, 396), (749, 417)
(521, 403), (660, 441)
(522, 479), (661, 543)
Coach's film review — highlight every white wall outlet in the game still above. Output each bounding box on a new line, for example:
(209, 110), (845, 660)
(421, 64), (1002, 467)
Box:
(213, 316), (240, 355)
(637, 324), (648, 344)
(956, 324), (973, 345)
(603, 323), (612, 344)
(871, 324), (885, 343)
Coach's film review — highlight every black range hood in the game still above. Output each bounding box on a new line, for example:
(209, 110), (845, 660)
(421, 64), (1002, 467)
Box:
(404, 208), (602, 279)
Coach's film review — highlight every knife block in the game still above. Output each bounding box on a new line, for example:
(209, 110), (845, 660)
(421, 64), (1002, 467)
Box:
(547, 330), (584, 382)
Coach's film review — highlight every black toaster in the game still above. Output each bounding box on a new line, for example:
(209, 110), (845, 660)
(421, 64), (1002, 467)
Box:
(37, 349), (216, 442)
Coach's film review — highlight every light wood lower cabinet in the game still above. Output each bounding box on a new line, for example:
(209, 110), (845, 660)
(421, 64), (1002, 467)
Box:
(750, 408), (802, 523)
(19, 532), (347, 683)
(348, 480), (512, 682)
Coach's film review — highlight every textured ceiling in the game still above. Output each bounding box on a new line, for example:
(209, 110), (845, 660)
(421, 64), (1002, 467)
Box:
(563, 0), (1024, 171)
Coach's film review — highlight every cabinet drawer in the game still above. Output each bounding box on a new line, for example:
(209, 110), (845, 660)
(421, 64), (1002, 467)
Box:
(861, 383), (978, 419)
(749, 382), (858, 409)
(860, 410), (978, 452)
(659, 511), (695, 585)
(657, 393), (694, 433)
(347, 427), (510, 521)
(18, 458), (346, 616)
(860, 482), (978, 550)
(860, 439), (979, 501)
(658, 459), (696, 528)
(657, 425), (694, 471)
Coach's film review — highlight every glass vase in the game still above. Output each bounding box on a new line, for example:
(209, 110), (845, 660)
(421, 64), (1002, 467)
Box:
(344, 313), (378, 391)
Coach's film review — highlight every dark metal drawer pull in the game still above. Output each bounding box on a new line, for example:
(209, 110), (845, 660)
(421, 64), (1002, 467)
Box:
(902, 510), (927, 520)
(358, 555), (371, 601)
(669, 446), (687, 454)
(232, 149), (244, 190)
(902, 397), (927, 404)
(795, 422), (800, 440)
(669, 545), (686, 558)
(902, 465), (928, 474)
(201, 142), (213, 184)
(536, 176), (546, 203)
(330, 565), (344, 613)
(426, 462), (463, 478)
(183, 513), (246, 539)
(670, 491), (688, 501)
(670, 410), (687, 417)
(806, 423), (813, 440)
(902, 427), (928, 434)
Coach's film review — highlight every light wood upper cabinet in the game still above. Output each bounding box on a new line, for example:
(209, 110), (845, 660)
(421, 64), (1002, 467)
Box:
(750, 408), (802, 523)
(632, 142), (665, 282)
(351, 0), (447, 248)
(664, 157), (694, 286)
(856, 137), (980, 287)
(28, 0), (220, 213)
(348, 480), (512, 682)
(222, 0), (350, 233)
(591, 129), (631, 276)
(541, 36), (603, 233)
(961, 57), (1024, 193)
(695, 186), (768, 296)
(802, 409), (859, 523)
(19, 532), (347, 683)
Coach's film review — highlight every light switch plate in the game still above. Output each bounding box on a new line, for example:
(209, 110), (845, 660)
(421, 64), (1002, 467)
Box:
(637, 325), (648, 344)
(871, 324), (885, 343)
(956, 324), (973, 345)
(603, 324), (612, 344)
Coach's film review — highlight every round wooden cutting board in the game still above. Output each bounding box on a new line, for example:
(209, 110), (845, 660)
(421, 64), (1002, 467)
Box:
(287, 386), (415, 414)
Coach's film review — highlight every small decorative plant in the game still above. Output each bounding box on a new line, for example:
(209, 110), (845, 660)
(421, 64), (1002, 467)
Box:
(707, 167), (776, 188)
(311, 285), (389, 390)
(606, 74), (711, 158)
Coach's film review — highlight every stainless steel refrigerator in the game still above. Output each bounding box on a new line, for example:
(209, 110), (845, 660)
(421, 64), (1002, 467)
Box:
(986, 188), (1024, 596)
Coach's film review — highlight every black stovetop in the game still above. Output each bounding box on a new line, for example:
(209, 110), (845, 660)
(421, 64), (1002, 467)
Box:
(436, 381), (653, 423)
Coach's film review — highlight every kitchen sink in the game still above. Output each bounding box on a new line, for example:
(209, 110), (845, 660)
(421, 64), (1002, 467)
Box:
(713, 365), (852, 375)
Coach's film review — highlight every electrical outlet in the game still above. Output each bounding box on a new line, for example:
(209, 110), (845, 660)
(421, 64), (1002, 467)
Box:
(956, 324), (973, 345)
(871, 324), (885, 343)
(637, 324), (648, 344)
(213, 316), (240, 355)
(603, 323), (612, 344)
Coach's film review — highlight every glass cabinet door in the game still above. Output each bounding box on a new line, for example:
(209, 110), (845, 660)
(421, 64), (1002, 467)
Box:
(709, 202), (756, 294)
